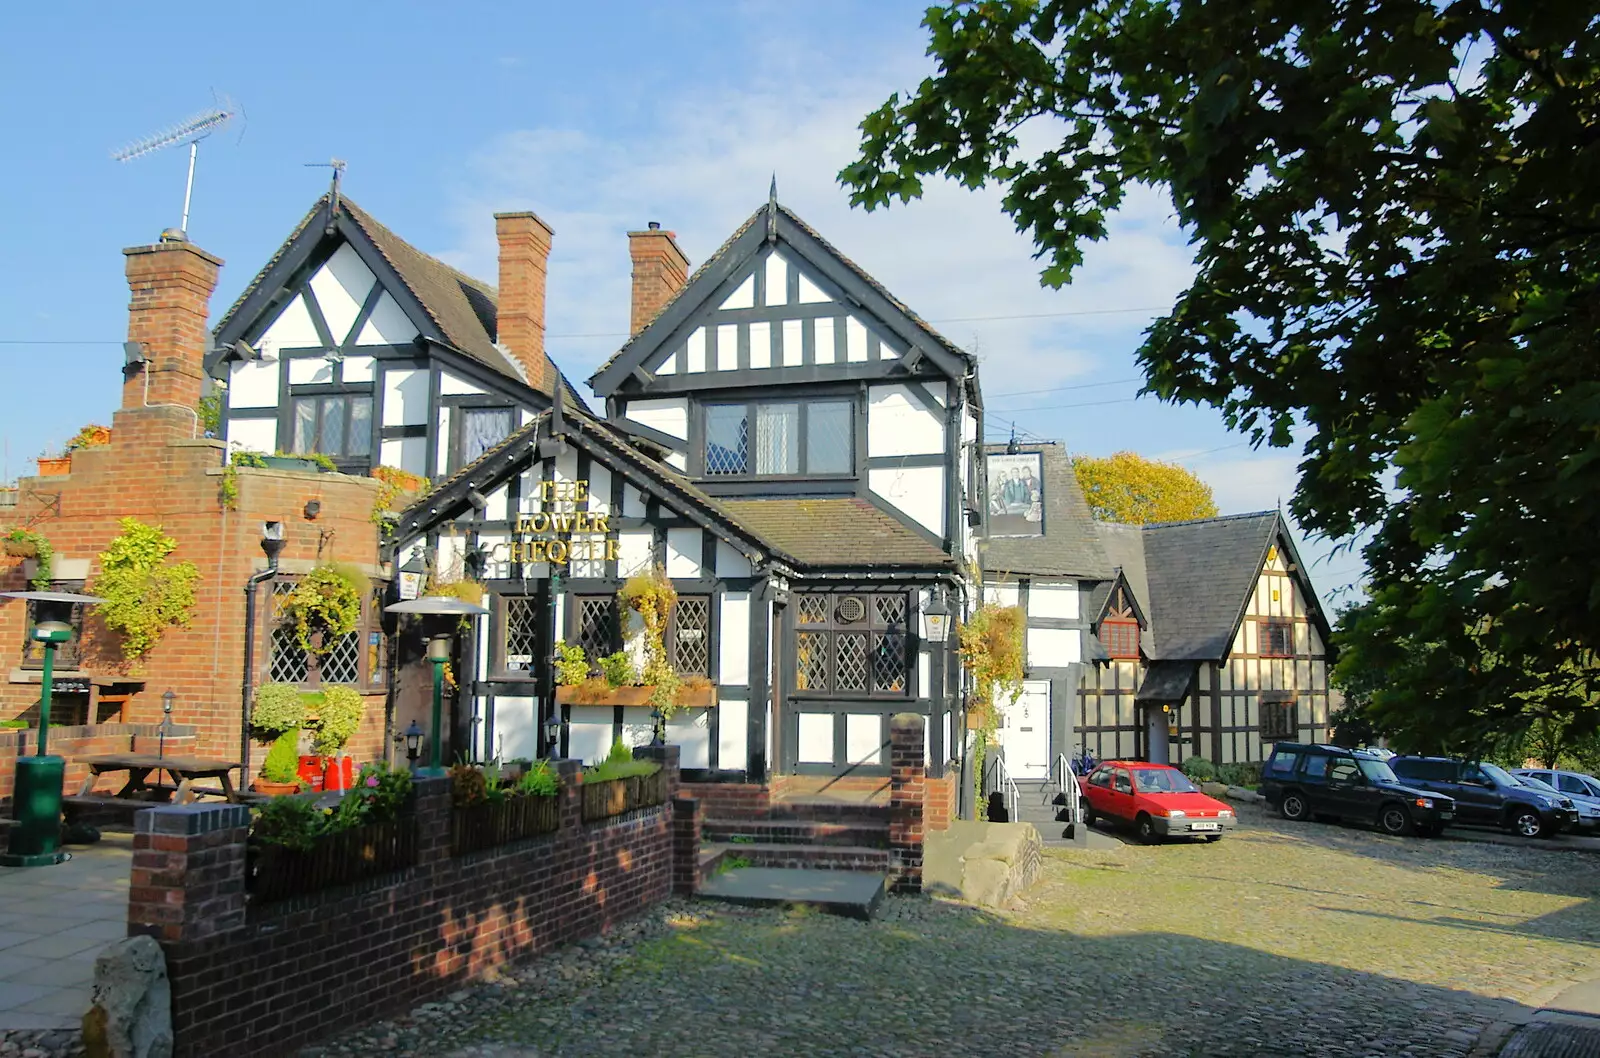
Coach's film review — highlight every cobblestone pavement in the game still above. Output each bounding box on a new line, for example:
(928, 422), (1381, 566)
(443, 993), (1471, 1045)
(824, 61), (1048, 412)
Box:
(300, 804), (1600, 1058)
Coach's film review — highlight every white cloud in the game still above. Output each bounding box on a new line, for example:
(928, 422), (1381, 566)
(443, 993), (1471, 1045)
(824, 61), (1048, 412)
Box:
(437, 52), (1195, 404)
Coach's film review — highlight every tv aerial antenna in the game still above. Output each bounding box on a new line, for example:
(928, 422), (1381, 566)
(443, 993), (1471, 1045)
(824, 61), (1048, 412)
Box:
(112, 96), (242, 236)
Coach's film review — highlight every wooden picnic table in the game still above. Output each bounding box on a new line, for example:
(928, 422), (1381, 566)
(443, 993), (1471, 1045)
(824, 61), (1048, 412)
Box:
(75, 753), (242, 804)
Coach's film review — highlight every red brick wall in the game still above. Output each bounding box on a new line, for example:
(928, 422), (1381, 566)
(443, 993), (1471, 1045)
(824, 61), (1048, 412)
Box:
(679, 781), (773, 818)
(0, 723), (197, 807)
(925, 772), (956, 832)
(0, 425), (384, 787)
(494, 211), (556, 394)
(131, 750), (686, 1058)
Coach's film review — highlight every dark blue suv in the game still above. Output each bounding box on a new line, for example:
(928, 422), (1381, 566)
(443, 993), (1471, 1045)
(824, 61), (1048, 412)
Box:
(1388, 757), (1575, 838)
(1261, 743), (1456, 837)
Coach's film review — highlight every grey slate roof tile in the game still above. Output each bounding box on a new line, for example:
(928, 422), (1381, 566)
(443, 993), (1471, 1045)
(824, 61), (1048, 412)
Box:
(980, 442), (1112, 580)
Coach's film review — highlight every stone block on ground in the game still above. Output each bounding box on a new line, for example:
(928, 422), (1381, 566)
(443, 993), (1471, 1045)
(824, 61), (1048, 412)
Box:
(82, 935), (173, 1058)
(922, 820), (1041, 909)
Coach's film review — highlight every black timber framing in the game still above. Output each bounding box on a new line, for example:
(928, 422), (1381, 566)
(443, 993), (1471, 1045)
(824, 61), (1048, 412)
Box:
(589, 204), (972, 399)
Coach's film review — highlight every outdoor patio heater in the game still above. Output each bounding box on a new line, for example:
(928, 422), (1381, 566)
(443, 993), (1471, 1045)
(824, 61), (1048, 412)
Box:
(1, 589), (104, 867)
(384, 595), (489, 777)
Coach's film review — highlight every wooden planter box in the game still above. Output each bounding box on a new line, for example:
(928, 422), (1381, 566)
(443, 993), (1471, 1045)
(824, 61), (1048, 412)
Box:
(580, 768), (668, 822)
(555, 684), (718, 708)
(35, 457), (70, 477)
(451, 794), (559, 855)
(247, 816), (416, 903)
(260, 455), (328, 473)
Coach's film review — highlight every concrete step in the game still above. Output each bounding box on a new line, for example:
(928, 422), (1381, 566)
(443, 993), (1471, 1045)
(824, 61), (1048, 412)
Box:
(703, 818), (888, 848)
(697, 867), (888, 920)
(697, 846), (729, 887)
(767, 799), (891, 823)
(706, 841), (892, 872)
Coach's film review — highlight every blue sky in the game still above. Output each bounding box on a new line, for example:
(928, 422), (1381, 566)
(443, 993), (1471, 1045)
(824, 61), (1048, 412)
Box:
(0, 1), (1367, 610)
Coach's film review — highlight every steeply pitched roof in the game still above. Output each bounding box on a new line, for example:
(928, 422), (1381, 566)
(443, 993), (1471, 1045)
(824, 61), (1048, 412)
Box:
(717, 498), (955, 571)
(212, 193), (561, 397)
(1136, 512), (1281, 659)
(981, 442), (1111, 579)
(589, 200), (974, 394)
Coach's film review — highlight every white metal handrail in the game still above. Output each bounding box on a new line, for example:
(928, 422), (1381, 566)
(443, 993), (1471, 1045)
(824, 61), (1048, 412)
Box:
(992, 753), (1022, 823)
(1054, 753), (1083, 829)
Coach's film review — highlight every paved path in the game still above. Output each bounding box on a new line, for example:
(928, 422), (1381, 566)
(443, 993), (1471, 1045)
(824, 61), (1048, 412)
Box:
(0, 834), (130, 1033)
(301, 804), (1600, 1057)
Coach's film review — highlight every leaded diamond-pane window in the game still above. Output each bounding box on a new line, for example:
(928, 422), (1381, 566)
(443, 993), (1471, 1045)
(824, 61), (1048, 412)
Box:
(796, 631), (829, 691)
(792, 591), (911, 697)
(321, 631), (361, 685)
(576, 596), (619, 661)
(672, 597), (710, 677)
(504, 596), (539, 674)
(705, 405), (749, 476)
(798, 595), (829, 626)
(836, 632), (869, 691)
(269, 581), (310, 684)
(264, 575), (386, 688)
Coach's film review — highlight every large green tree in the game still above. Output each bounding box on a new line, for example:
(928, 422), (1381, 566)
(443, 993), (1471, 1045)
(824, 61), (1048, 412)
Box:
(844, 0), (1600, 732)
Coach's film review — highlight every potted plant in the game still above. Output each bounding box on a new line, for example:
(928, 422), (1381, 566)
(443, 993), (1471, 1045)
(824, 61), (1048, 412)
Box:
(261, 451), (337, 473)
(310, 686), (365, 791)
(251, 682), (308, 794)
(2, 528), (53, 588)
(66, 424), (112, 451)
(281, 564), (365, 656)
(36, 448), (70, 477)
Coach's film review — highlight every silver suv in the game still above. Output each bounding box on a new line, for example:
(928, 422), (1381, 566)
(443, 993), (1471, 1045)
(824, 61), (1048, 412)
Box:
(1513, 769), (1600, 832)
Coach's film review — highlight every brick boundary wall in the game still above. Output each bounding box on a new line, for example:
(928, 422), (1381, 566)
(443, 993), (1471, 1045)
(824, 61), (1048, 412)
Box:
(128, 746), (690, 1058)
(0, 723), (197, 809)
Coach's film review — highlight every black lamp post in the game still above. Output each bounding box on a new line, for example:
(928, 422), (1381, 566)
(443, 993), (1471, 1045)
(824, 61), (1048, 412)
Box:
(1, 589), (104, 867)
(922, 591), (952, 645)
(159, 690), (176, 759)
(403, 720), (424, 766)
(385, 595), (490, 777)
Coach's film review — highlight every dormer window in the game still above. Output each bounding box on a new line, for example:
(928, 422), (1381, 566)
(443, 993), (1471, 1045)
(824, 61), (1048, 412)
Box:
(1100, 618), (1140, 659)
(703, 398), (853, 477)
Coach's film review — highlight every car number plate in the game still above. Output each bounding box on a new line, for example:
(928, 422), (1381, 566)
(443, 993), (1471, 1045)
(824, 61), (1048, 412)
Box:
(1438, 812), (1453, 820)
(1190, 822), (1220, 831)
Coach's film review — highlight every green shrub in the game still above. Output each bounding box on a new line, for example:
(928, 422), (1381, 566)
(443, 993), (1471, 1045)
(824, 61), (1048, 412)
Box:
(261, 730), (301, 785)
(598, 650), (638, 687)
(93, 518), (199, 663)
(606, 739), (633, 766)
(252, 683), (308, 735)
(1181, 757), (1217, 782)
(0, 719), (28, 729)
(1216, 762), (1263, 788)
(250, 796), (322, 851)
(310, 686), (364, 756)
(585, 759), (660, 783)
(554, 641), (589, 686)
(515, 760), (559, 796)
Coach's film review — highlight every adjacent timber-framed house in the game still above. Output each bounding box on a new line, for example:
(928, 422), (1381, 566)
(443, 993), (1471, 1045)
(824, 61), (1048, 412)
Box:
(1082, 512), (1334, 766)
(392, 193), (982, 783)
(207, 194), (564, 478)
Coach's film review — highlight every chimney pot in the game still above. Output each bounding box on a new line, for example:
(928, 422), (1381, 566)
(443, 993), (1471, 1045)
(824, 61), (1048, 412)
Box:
(647, 221), (661, 231)
(121, 239), (223, 424)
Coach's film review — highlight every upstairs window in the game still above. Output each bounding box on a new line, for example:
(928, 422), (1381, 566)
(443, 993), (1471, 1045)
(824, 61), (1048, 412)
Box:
(1099, 618), (1140, 659)
(1259, 618), (1294, 657)
(291, 394), (372, 459)
(456, 407), (515, 470)
(704, 399), (853, 477)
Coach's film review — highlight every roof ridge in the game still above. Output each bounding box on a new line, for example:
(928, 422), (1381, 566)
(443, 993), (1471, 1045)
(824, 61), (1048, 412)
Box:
(339, 196), (497, 296)
(1138, 510), (1279, 532)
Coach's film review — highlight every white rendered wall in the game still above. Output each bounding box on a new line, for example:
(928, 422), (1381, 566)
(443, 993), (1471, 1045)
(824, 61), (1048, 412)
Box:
(625, 398), (689, 440)
(308, 244), (376, 345)
(228, 418), (277, 454)
(383, 369), (428, 426)
(356, 292), (416, 346)
(719, 593), (750, 686)
(868, 385), (945, 457)
(1029, 583), (1080, 620)
(228, 359), (280, 408)
(869, 466), (945, 538)
(440, 371), (486, 396)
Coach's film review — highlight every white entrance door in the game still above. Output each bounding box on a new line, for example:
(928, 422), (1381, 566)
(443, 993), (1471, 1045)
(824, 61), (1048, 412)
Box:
(997, 680), (1052, 780)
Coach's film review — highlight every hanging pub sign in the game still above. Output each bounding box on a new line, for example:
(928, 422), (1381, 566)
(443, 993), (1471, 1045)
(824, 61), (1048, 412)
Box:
(500, 479), (620, 565)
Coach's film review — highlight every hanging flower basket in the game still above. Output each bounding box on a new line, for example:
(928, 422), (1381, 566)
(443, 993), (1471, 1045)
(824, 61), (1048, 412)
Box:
(3, 539), (38, 559)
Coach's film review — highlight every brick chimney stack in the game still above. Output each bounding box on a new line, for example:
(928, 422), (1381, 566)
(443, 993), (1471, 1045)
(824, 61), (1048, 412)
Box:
(494, 211), (556, 395)
(628, 223), (689, 336)
(121, 233), (223, 417)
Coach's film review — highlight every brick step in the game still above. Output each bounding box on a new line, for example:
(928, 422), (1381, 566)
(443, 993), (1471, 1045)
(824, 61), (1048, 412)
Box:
(697, 846), (729, 887)
(766, 799), (891, 823)
(706, 841), (892, 873)
(703, 818), (889, 848)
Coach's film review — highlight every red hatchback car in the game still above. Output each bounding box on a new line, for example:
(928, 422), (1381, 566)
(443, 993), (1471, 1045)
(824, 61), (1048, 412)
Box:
(1081, 761), (1237, 843)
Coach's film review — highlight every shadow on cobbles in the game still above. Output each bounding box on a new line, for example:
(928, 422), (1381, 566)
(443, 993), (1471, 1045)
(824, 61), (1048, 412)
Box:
(297, 897), (1537, 1058)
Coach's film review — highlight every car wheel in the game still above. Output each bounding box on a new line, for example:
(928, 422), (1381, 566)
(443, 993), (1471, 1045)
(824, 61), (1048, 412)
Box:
(1135, 813), (1159, 844)
(1379, 804), (1412, 836)
(1511, 809), (1546, 839)
(1279, 791), (1310, 822)
(1083, 804), (1096, 828)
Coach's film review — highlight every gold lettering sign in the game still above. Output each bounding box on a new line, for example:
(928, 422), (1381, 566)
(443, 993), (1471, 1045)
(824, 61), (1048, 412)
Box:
(496, 479), (617, 571)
